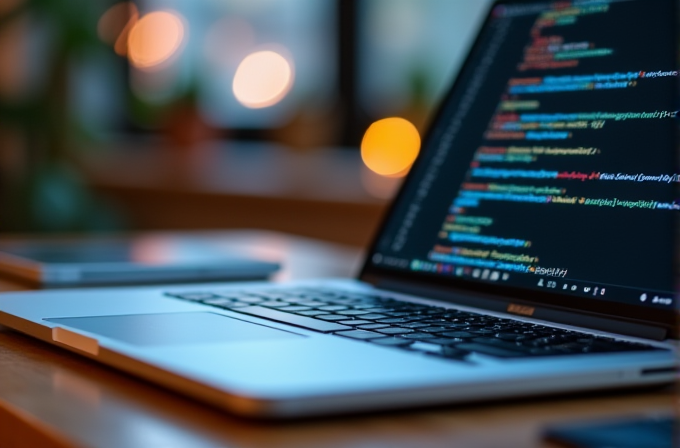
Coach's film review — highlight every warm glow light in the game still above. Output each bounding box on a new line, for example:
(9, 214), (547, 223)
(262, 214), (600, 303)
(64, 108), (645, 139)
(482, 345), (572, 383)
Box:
(97, 2), (139, 56)
(232, 50), (294, 108)
(361, 117), (420, 176)
(127, 11), (185, 70)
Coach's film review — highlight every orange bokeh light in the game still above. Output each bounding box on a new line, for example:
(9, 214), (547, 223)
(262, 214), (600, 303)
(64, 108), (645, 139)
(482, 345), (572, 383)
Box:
(232, 50), (294, 109)
(127, 11), (185, 70)
(361, 117), (421, 176)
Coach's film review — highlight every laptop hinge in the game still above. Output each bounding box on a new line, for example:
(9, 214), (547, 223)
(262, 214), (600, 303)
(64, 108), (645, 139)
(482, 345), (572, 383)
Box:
(372, 279), (669, 341)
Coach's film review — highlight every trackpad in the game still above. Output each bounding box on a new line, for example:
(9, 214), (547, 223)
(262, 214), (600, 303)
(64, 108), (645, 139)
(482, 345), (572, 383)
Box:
(45, 312), (303, 346)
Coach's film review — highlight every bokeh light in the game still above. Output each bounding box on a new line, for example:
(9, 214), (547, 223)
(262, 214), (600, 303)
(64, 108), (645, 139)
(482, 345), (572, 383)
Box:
(232, 50), (294, 108)
(361, 117), (420, 176)
(97, 2), (139, 56)
(127, 11), (185, 70)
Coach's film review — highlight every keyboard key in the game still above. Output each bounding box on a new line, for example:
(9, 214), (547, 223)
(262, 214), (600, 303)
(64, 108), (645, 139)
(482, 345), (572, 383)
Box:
(316, 314), (347, 321)
(439, 347), (472, 359)
(440, 331), (475, 339)
(376, 328), (413, 335)
(203, 298), (235, 306)
(338, 310), (370, 316)
(335, 330), (385, 340)
(400, 322), (430, 329)
(252, 293), (287, 301)
(216, 302), (252, 309)
(470, 337), (535, 354)
(357, 324), (389, 330)
(392, 308), (424, 315)
(495, 333), (528, 342)
(419, 326), (450, 333)
(528, 337), (556, 346)
(550, 343), (590, 353)
(438, 322), (471, 329)
(358, 314), (389, 320)
(375, 318), (413, 324)
(527, 347), (562, 356)
(455, 343), (529, 358)
(338, 320), (373, 326)
(401, 333), (436, 340)
(323, 297), (356, 305)
(278, 306), (313, 312)
(298, 310), (330, 316)
(260, 301), (291, 308)
(229, 296), (265, 303)
(361, 308), (393, 313)
(167, 292), (220, 301)
(420, 318), (446, 324)
(385, 312), (414, 317)
(230, 306), (352, 333)
(317, 305), (349, 311)
(472, 336), (523, 346)
(468, 329), (497, 335)
(293, 300), (325, 307)
(352, 304), (381, 309)
(425, 338), (465, 345)
(370, 338), (413, 347)
(346, 294), (383, 301)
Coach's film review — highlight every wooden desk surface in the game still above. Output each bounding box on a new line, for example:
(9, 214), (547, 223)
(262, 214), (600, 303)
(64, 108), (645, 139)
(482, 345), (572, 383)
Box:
(0, 231), (674, 448)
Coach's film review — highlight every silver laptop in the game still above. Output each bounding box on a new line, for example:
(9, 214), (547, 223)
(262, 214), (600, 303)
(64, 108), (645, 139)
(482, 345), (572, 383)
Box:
(0, 0), (676, 418)
(0, 237), (280, 286)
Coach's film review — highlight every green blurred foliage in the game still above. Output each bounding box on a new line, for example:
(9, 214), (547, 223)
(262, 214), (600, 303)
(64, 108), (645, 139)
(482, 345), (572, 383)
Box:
(0, 0), (124, 233)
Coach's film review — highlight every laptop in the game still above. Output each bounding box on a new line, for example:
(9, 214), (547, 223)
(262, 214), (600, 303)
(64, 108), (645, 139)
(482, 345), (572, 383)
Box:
(0, 236), (280, 286)
(0, 0), (677, 418)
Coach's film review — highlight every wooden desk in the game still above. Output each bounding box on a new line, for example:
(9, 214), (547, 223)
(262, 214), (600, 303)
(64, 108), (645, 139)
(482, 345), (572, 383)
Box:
(0, 232), (674, 448)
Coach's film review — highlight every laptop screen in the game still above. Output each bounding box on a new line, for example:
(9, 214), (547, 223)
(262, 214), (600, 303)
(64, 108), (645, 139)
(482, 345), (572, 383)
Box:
(366, 0), (677, 313)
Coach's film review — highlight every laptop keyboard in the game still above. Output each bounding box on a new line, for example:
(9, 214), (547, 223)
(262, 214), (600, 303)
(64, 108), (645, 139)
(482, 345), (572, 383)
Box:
(165, 288), (665, 361)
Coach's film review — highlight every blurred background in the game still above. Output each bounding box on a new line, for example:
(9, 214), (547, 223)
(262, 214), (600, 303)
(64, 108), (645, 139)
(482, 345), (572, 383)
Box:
(0, 0), (492, 247)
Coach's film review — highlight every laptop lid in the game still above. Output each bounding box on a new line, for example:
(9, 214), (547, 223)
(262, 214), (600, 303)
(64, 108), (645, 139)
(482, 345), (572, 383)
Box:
(360, 0), (678, 334)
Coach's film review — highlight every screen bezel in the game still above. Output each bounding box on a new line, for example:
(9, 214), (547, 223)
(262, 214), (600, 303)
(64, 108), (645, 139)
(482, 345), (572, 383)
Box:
(359, 0), (678, 333)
